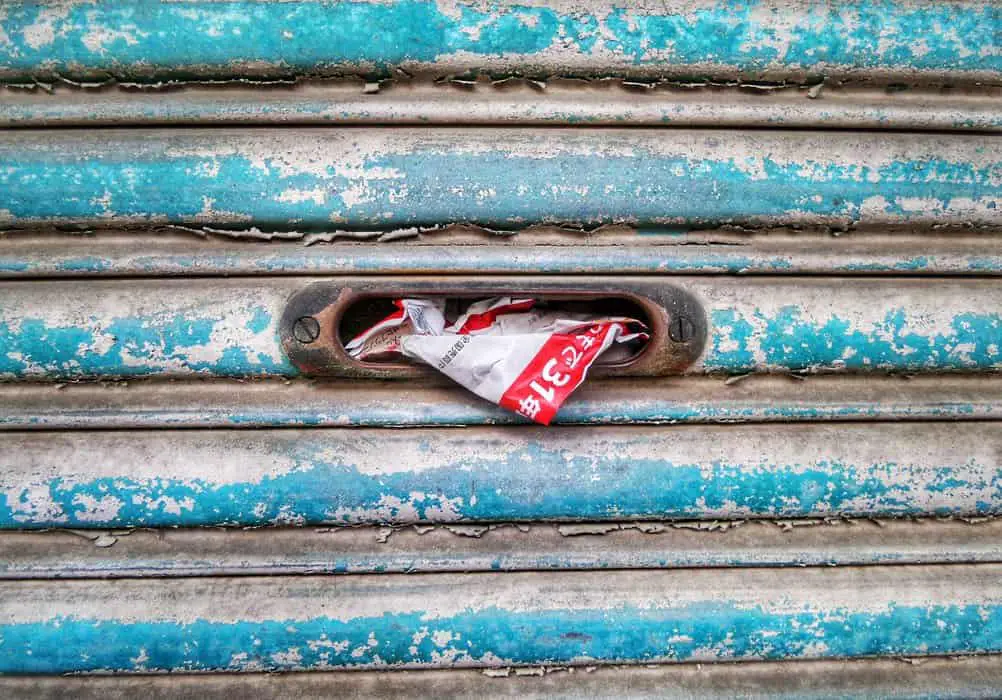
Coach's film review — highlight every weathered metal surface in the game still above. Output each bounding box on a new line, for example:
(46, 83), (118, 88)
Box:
(2, 129), (1000, 231)
(5, 230), (1002, 278)
(4, 81), (1002, 131)
(2, 423), (1000, 528)
(2, 0), (1000, 85)
(4, 656), (1002, 699)
(1, 3), (997, 690)
(3, 519), (1002, 579)
(2, 277), (1000, 380)
(2, 375), (1001, 429)
(3, 565), (1002, 672)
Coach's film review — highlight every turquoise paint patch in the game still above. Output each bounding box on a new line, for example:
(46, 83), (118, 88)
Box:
(0, 307), (296, 378)
(969, 256), (1002, 273)
(1, 148), (999, 229)
(246, 307), (272, 334)
(0, 259), (30, 273)
(0, 0), (999, 82)
(54, 256), (112, 273)
(4, 438), (997, 528)
(2, 600), (1002, 673)
(706, 307), (1002, 372)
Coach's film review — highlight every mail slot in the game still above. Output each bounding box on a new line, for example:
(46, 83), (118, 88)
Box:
(282, 282), (704, 378)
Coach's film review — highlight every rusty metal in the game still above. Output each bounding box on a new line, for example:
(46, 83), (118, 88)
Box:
(291, 316), (320, 344)
(2, 0), (1001, 685)
(279, 279), (706, 378)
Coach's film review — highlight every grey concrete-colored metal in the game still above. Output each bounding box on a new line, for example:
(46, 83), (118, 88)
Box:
(3, 229), (1002, 278)
(1, 374), (999, 430)
(2, 518), (1001, 579)
(3, 80), (1001, 131)
(3, 655), (1002, 699)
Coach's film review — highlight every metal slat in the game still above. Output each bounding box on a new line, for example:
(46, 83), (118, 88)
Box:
(1, 0), (999, 85)
(3, 423), (1000, 528)
(2, 519), (1002, 579)
(2, 375), (1001, 429)
(2, 277), (1000, 380)
(1, 129), (1000, 231)
(4, 656), (1002, 699)
(3, 81), (1002, 131)
(4, 230), (1002, 277)
(2, 565), (1002, 672)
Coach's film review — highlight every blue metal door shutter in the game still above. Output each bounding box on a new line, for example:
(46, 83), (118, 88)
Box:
(1, 0), (1002, 691)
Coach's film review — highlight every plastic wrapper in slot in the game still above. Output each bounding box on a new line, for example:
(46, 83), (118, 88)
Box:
(347, 297), (647, 425)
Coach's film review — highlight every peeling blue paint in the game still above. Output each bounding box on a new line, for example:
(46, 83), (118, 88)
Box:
(2, 600), (1002, 673)
(53, 256), (111, 273)
(0, 0), (999, 83)
(705, 308), (1002, 372)
(1, 142), (999, 229)
(0, 306), (295, 378)
(4, 434), (999, 528)
(0, 259), (30, 273)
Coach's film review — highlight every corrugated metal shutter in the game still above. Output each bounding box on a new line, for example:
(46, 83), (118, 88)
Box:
(1, 0), (1001, 694)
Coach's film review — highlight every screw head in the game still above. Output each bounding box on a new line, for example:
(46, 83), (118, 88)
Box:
(668, 315), (694, 343)
(292, 316), (321, 344)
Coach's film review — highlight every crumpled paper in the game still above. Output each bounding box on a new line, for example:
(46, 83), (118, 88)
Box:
(346, 297), (647, 424)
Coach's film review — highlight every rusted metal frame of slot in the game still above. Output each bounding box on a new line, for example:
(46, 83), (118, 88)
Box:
(281, 279), (705, 379)
(5, 229), (1002, 278)
(4, 519), (1002, 580)
(4, 656), (1002, 700)
(3, 80), (1002, 132)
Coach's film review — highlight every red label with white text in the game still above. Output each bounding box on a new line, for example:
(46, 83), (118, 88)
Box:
(498, 322), (623, 425)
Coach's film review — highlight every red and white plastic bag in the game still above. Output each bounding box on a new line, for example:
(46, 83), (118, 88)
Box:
(346, 297), (647, 425)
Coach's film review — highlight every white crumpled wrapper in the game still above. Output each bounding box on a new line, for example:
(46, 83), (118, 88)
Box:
(346, 297), (646, 425)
